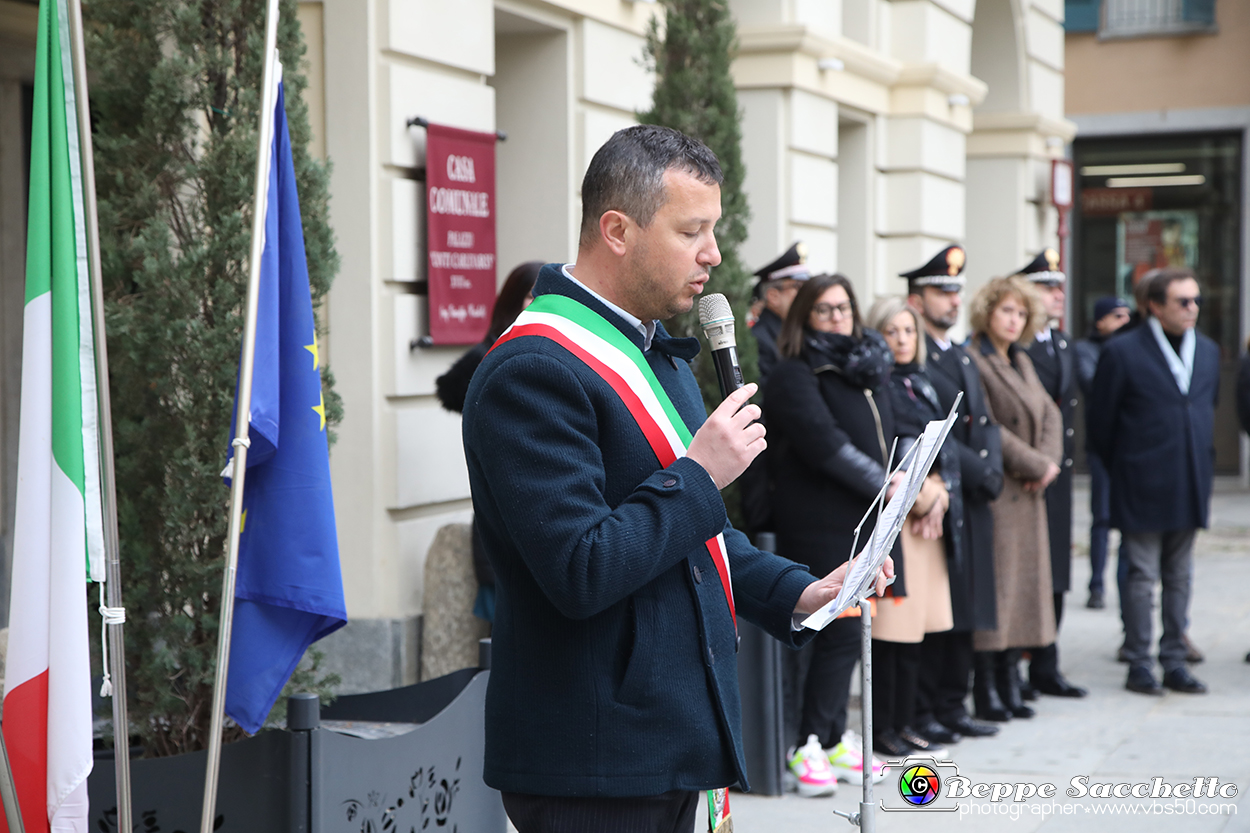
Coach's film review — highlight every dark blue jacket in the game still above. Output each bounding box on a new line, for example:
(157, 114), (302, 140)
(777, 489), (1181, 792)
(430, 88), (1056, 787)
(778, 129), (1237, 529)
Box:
(462, 265), (817, 798)
(1087, 322), (1219, 533)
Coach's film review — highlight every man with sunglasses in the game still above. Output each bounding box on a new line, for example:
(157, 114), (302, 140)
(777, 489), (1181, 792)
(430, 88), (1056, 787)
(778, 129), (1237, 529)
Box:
(1089, 268), (1218, 696)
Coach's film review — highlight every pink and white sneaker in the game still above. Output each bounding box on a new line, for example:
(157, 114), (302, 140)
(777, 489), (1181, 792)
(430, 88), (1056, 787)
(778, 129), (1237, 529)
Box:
(785, 734), (838, 797)
(826, 730), (887, 785)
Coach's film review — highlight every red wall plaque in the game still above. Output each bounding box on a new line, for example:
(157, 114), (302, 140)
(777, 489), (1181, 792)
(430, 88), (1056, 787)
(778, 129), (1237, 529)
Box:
(425, 123), (497, 344)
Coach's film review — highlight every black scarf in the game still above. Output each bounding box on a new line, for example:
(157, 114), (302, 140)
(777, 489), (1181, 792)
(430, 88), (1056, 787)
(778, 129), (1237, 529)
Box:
(805, 328), (894, 390)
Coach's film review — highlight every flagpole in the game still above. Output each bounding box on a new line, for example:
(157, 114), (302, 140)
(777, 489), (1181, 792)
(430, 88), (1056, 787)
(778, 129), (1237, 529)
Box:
(64, 0), (132, 828)
(199, 0), (281, 828)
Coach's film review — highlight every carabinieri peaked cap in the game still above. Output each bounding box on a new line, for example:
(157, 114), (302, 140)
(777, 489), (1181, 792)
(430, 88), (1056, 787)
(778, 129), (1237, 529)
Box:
(1016, 248), (1065, 286)
(754, 241), (813, 283)
(752, 241), (812, 299)
(900, 244), (966, 292)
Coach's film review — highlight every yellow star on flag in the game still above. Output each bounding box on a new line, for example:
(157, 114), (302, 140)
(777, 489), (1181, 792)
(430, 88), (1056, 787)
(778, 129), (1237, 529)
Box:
(305, 338), (320, 371)
(312, 389), (326, 431)
(240, 508), (248, 535)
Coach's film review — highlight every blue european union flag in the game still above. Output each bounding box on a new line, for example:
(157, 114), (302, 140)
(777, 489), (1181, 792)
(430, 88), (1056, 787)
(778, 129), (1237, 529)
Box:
(224, 77), (346, 735)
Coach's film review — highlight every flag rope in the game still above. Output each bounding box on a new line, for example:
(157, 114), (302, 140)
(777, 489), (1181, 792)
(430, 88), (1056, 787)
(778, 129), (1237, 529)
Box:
(95, 584), (126, 698)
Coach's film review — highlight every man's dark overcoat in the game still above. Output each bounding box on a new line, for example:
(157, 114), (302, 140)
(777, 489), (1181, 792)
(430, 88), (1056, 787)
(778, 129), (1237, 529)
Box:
(1026, 329), (1077, 594)
(924, 335), (1002, 632)
(462, 267), (816, 798)
(1088, 322), (1219, 533)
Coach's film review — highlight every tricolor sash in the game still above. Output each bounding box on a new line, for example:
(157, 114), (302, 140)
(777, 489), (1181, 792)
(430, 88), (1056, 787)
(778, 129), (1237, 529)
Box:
(492, 293), (737, 631)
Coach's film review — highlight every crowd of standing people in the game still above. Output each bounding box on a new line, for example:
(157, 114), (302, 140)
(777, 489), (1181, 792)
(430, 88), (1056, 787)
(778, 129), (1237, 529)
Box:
(744, 242), (1220, 797)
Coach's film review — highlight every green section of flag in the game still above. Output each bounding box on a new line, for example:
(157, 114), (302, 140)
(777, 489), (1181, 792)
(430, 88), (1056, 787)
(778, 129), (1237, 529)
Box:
(28, 0), (94, 552)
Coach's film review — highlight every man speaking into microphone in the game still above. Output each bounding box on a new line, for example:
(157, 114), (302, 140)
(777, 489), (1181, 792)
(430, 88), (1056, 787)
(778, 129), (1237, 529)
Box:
(462, 125), (889, 832)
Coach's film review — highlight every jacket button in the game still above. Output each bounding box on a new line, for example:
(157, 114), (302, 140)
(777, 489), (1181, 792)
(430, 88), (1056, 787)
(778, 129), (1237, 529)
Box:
(692, 565), (703, 583)
(956, 518), (964, 528)
(1065, 458), (1073, 467)
(979, 449), (988, 458)
(980, 415), (988, 425)
(962, 356), (970, 365)
(1070, 399), (1078, 407)
(662, 478), (677, 487)
(1059, 339), (1067, 349)
(1066, 428), (1074, 437)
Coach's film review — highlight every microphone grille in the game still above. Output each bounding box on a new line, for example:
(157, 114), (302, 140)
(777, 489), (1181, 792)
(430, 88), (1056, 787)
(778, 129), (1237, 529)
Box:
(698, 293), (734, 327)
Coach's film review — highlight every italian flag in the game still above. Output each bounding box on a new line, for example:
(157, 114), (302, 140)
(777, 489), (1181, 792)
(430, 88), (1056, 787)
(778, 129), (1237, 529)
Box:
(2, 0), (106, 830)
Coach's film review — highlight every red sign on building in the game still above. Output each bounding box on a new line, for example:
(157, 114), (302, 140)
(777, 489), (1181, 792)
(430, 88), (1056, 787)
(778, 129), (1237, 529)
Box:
(425, 123), (497, 344)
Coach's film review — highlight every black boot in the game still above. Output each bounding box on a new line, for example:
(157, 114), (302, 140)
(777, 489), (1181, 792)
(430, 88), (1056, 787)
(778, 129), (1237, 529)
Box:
(995, 650), (1035, 718)
(972, 652), (1011, 722)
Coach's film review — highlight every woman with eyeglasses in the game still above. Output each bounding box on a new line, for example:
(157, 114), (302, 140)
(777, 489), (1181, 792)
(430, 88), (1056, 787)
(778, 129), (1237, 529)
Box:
(966, 276), (1062, 722)
(864, 296), (957, 758)
(764, 274), (895, 795)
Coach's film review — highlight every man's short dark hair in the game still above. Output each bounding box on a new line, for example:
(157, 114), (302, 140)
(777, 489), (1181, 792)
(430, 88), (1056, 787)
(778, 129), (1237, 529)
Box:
(1145, 267), (1198, 313)
(579, 125), (723, 247)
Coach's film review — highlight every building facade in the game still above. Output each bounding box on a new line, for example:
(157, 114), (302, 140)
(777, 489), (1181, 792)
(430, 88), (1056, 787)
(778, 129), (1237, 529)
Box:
(0, 0), (1071, 689)
(1064, 0), (1248, 475)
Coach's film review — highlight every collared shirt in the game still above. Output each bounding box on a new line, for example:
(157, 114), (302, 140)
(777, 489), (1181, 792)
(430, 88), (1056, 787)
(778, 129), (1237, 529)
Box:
(562, 263), (658, 350)
(932, 335), (952, 352)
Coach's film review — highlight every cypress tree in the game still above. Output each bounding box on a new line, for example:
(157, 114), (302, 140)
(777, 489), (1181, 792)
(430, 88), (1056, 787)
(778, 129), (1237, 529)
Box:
(640, 0), (754, 526)
(87, 0), (341, 755)
(640, 0), (755, 405)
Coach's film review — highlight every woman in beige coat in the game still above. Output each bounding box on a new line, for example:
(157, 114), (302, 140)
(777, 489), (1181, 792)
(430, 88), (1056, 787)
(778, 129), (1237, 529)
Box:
(967, 276), (1062, 722)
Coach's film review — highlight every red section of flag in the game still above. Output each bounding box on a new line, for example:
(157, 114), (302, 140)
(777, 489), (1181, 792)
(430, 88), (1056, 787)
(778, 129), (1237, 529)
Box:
(1, 670), (51, 833)
(426, 123), (498, 345)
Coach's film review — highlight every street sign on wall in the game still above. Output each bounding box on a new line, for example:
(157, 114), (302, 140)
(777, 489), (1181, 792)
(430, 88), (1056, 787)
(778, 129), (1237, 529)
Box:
(425, 123), (498, 345)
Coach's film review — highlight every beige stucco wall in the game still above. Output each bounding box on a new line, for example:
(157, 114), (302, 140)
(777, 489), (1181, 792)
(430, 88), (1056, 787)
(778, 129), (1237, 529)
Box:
(1065, 1), (1250, 115)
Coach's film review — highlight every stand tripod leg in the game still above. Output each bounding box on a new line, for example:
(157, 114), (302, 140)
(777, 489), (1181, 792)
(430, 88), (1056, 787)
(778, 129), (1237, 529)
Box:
(859, 599), (874, 833)
(0, 729), (25, 833)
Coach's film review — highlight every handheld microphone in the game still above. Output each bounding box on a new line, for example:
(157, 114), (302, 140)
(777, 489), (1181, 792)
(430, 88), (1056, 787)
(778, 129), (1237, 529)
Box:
(698, 294), (744, 399)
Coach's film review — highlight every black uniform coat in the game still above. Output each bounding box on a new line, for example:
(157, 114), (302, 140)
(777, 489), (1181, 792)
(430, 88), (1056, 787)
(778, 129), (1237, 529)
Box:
(1088, 322), (1219, 533)
(751, 307), (784, 388)
(764, 335), (903, 587)
(463, 267), (818, 797)
(1026, 329), (1076, 594)
(924, 335), (1002, 632)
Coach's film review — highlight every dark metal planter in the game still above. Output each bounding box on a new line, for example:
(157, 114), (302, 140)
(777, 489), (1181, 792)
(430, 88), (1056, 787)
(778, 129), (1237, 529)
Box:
(87, 667), (505, 833)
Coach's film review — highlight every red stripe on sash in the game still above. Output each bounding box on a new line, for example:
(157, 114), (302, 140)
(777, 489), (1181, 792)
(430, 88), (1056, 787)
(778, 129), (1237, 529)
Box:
(493, 322), (737, 631)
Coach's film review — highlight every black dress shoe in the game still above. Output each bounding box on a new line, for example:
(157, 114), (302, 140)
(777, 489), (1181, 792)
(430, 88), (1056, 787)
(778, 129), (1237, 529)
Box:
(1020, 681), (1039, 701)
(1086, 590), (1105, 609)
(1032, 672), (1088, 698)
(973, 652), (1012, 722)
(1125, 665), (1163, 696)
(995, 650), (1035, 718)
(912, 719), (961, 746)
(874, 730), (914, 759)
(1162, 667), (1207, 694)
(898, 727), (948, 758)
(1116, 643), (1130, 663)
(940, 714), (1000, 738)
(1183, 634), (1205, 664)
(1245, 650), (1250, 664)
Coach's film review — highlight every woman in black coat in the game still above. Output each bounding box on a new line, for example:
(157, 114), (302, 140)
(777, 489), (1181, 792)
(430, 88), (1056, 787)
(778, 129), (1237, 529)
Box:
(436, 260), (542, 622)
(765, 273), (897, 791)
(866, 296), (957, 757)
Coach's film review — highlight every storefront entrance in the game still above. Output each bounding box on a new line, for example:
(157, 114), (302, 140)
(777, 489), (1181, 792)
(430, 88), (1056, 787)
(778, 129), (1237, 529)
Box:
(1072, 131), (1243, 474)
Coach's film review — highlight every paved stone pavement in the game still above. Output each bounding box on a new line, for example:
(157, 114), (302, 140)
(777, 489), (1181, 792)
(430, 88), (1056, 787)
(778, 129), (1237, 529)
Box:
(708, 482), (1250, 832)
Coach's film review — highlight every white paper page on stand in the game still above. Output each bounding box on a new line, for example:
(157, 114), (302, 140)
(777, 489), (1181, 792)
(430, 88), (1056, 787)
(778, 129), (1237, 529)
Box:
(800, 393), (963, 630)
